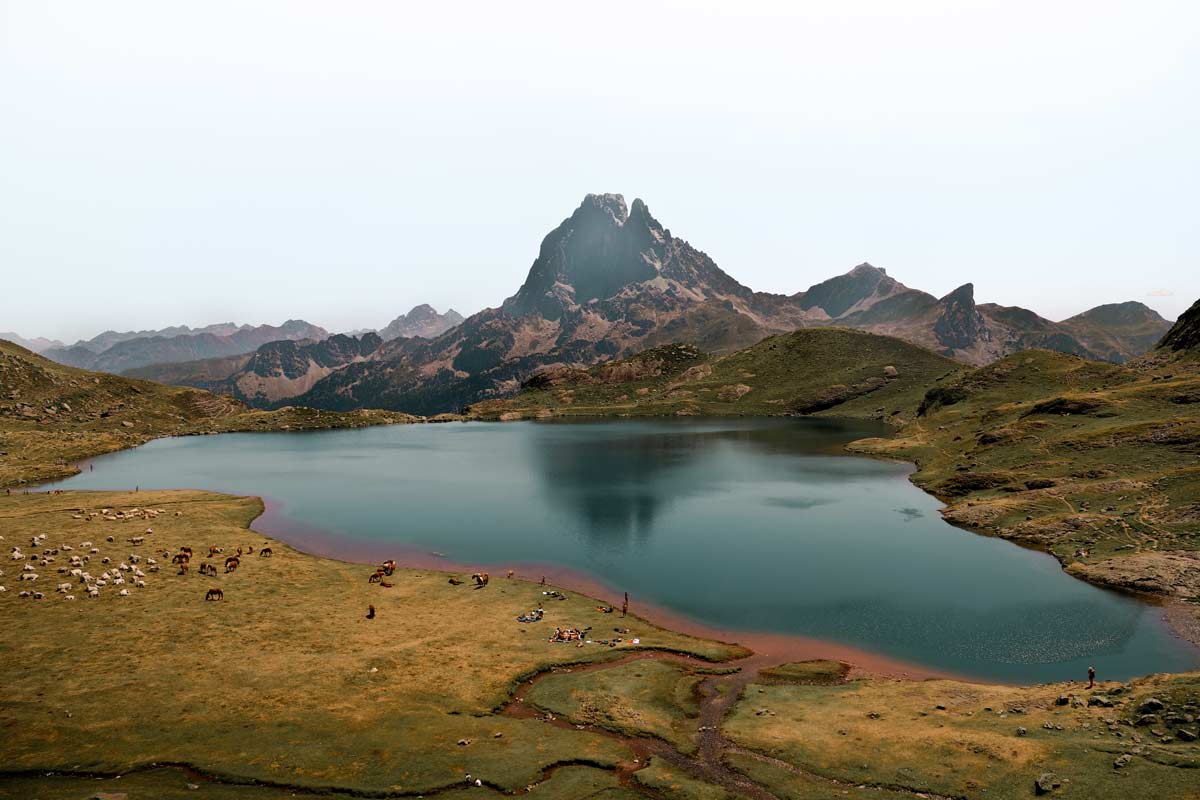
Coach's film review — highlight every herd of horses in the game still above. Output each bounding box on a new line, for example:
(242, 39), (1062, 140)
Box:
(165, 542), (274, 602)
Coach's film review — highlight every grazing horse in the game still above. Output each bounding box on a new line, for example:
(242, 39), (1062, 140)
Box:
(205, 588), (223, 601)
(177, 562), (190, 576)
(381, 559), (396, 576)
(259, 547), (272, 558)
(171, 552), (190, 564)
(506, 570), (515, 579)
(368, 569), (384, 584)
(208, 545), (222, 558)
(180, 547), (193, 558)
(472, 572), (489, 588)
(224, 556), (240, 574)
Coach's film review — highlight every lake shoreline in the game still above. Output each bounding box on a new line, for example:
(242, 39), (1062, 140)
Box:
(250, 494), (962, 684)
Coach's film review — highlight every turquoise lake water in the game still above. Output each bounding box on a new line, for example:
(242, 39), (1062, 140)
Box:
(49, 417), (1199, 682)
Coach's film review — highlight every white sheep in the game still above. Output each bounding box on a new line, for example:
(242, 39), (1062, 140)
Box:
(118, 588), (129, 597)
(118, 563), (131, 572)
(61, 544), (73, 551)
(56, 582), (71, 592)
(19, 573), (38, 581)
(23, 563), (35, 572)
(87, 588), (99, 598)
(146, 557), (157, 565)
(113, 577), (125, 585)
(10, 549), (24, 561)
(0, 586), (5, 593)
(129, 554), (141, 564)
(31, 591), (44, 599)
(80, 541), (92, 548)
(89, 548), (99, 554)
(64, 594), (76, 601)
(134, 579), (145, 588)
(133, 568), (145, 578)
(19, 590), (29, 598)
(95, 579), (107, 587)
(101, 557), (111, 564)
(148, 565), (160, 573)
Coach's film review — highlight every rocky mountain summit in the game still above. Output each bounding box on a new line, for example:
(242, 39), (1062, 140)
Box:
(378, 305), (464, 341)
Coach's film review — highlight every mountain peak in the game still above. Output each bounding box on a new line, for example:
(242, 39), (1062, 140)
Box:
(575, 193), (629, 225)
(934, 283), (987, 350)
(794, 262), (906, 318)
(940, 283), (975, 304)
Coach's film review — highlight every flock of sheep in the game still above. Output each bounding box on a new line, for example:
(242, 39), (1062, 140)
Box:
(1, 506), (172, 601)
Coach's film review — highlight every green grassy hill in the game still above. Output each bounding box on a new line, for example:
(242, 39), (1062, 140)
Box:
(468, 327), (964, 424)
(0, 339), (416, 487)
(851, 346), (1200, 619)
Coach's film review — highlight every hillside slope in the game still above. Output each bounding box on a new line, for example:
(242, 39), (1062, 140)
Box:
(469, 328), (963, 423)
(0, 340), (417, 487)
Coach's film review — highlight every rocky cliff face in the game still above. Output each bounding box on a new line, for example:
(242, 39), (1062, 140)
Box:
(216, 333), (384, 407)
(1157, 298), (1200, 352)
(378, 305), (464, 340)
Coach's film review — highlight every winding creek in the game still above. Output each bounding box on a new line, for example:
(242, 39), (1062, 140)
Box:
(48, 417), (1199, 682)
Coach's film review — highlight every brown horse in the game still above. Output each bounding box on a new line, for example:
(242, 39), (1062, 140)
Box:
(224, 556), (240, 574)
(472, 572), (489, 587)
(205, 588), (223, 601)
(381, 559), (396, 576)
(259, 547), (272, 558)
(177, 562), (190, 576)
(171, 552), (190, 564)
(180, 547), (193, 558)
(208, 545), (222, 558)
(368, 569), (384, 583)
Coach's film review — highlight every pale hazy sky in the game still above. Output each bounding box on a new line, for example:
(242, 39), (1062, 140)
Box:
(2, 1), (1197, 342)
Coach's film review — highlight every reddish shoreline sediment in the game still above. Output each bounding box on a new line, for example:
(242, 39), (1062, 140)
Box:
(251, 495), (960, 682)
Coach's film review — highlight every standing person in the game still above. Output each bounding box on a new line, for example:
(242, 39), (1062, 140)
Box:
(1087, 666), (1096, 689)
(622, 592), (629, 618)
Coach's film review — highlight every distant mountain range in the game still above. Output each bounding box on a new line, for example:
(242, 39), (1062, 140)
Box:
(274, 194), (1172, 414)
(15, 193), (1176, 415)
(0, 332), (64, 354)
(39, 320), (331, 375)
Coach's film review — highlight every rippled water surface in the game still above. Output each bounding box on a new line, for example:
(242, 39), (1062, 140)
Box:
(51, 418), (1199, 681)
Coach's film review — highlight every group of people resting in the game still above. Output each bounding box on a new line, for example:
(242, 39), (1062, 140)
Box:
(548, 626), (589, 642)
(517, 607), (544, 623)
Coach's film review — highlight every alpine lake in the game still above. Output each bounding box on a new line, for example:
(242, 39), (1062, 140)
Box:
(49, 417), (1199, 682)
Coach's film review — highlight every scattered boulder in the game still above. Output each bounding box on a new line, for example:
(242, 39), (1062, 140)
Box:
(1177, 728), (1197, 742)
(1113, 753), (1133, 769)
(1134, 714), (1159, 727)
(1034, 772), (1061, 795)
(1055, 695), (1070, 706)
(1138, 697), (1166, 713)
(1088, 695), (1115, 708)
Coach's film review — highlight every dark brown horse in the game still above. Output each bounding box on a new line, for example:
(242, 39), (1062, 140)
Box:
(259, 547), (272, 558)
(224, 556), (240, 574)
(205, 588), (223, 601)
(472, 572), (489, 587)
